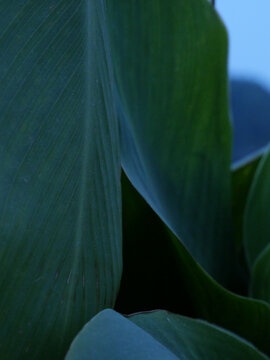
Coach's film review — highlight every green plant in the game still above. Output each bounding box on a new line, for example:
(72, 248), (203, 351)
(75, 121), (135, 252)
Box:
(0, 0), (269, 359)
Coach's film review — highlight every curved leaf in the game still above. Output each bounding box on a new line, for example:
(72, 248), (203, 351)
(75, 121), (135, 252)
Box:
(66, 309), (178, 360)
(131, 311), (269, 360)
(231, 152), (263, 292)
(168, 229), (270, 356)
(107, 0), (233, 284)
(66, 309), (268, 360)
(116, 178), (270, 356)
(0, 1), (121, 358)
(244, 149), (270, 268)
(115, 173), (192, 314)
(232, 150), (263, 249)
(251, 243), (270, 303)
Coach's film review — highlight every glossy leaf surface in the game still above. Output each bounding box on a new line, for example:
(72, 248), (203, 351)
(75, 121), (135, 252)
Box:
(66, 309), (268, 360)
(107, 0), (233, 284)
(0, 1), (121, 358)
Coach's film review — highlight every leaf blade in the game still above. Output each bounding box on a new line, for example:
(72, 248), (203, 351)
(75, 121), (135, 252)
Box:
(107, 0), (233, 284)
(131, 311), (269, 360)
(251, 243), (270, 303)
(244, 149), (270, 268)
(116, 178), (270, 356)
(66, 309), (269, 360)
(66, 309), (179, 360)
(0, 1), (122, 358)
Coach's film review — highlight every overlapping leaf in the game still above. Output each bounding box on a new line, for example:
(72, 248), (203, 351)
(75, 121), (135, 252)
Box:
(106, 0), (233, 285)
(0, 1), (121, 358)
(116, 178), (270, 356)
(66, 309), (268, 359)
(131, 310), (269, 360)
(66, 309), (178, 360)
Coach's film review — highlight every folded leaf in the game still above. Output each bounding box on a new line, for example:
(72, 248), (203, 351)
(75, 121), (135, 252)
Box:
(0, 1), (121, 358)
(168, 228), (270, 356)
(107, 0), (233, 285)
(115, 173), (192, 314)
(116, 178), (270, 356)
(66, 309), (269, 360)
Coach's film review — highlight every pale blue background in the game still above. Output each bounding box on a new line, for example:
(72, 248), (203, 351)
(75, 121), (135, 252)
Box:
(216, 0), (270, 90)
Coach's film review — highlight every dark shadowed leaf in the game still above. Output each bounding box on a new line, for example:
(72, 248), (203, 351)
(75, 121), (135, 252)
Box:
(65, 309), (268, 360)
(0, 1), (121, 358)
(116, 178), (270, 356)
(115, 173), (194, 315)
(168, 229), (270, 356)
(106, 0), (233, 285)
(251, 243), (270, 304)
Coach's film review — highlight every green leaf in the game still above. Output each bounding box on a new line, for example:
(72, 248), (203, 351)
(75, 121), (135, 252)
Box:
(251, 243), (270, 303)
(168, 229), (270, 356)
(107, 0), (233, 284)
(116, 178), (270, 356)
(65, 309), (179, 360)
(66, 309), (268, 360)
(232, 150), (264, 249)
(0, 1), (121, 358)
(131, 311), (269, 360)
(244, 149), (270, 268)
(231, 151), (264, 292)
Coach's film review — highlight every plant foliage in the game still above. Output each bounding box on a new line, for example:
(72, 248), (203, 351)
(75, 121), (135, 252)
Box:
(0, 0), (269, 359)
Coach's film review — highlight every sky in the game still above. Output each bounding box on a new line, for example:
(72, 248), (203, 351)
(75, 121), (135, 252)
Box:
(216, 0), (270, 90)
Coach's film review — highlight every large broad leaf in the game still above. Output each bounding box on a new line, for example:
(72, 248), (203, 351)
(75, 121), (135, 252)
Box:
(65, 309), (268, 359)
(0, 1), (122, 358)
(106, 0), (233, 284)
(116, 178), (270, 356)
(251, 243), (270, 303)
(244, 149), (270, 268)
